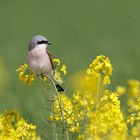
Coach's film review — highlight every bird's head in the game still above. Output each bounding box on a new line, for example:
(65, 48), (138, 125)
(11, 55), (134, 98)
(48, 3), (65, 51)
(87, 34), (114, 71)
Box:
(28, 35), (52, 51)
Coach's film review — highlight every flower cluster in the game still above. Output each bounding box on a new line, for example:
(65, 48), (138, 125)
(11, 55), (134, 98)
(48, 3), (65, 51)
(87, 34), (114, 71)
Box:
(114, 79), (140, 139)
(127, 97), (140, 124)
(50, 94), (83, 133)
(80, 90), (127, 140)
(0, 110), (40, 140)
(53, 58), (67, 84)
(130, 122), (140, 139)
(50, 55), (128, 140)
(115, 86), (126, 96)
(16, 64), (35, 85)
(15, 54), (140, 140)
(86, 55), (112, 85)
(127, 80), (140, 109)
(125, 80), (140, 127)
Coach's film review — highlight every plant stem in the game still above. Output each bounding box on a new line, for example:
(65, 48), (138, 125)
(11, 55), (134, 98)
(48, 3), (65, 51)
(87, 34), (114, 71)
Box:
(47, 77), (69, 140)
(56, 92), (69, 140)
(52, 94), (58, 140)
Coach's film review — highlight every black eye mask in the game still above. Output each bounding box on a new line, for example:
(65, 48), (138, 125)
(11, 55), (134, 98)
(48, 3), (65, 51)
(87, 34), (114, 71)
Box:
(37, 40), (48, 45)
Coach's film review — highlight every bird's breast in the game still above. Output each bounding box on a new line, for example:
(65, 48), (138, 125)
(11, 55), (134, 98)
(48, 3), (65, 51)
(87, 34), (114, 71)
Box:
(27, 47), (53, 74)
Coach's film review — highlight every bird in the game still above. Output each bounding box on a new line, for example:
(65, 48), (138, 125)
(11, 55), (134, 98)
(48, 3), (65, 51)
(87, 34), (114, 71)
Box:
(27, 35), (64, 92)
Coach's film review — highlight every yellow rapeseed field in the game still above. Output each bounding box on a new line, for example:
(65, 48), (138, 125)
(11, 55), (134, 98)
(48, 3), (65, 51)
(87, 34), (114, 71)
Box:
(0, 55), (140, 140)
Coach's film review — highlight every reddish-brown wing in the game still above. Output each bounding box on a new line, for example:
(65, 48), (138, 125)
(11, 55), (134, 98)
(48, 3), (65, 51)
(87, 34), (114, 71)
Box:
(46, 50), (54, 71)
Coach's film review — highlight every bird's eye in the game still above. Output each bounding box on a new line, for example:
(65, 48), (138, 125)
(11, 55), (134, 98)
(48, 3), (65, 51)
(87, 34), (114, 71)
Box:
(37, 40), (48, 45)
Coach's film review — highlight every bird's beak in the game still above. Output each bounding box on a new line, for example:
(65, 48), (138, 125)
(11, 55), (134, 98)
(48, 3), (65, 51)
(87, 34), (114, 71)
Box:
(47, 42), (52, 45)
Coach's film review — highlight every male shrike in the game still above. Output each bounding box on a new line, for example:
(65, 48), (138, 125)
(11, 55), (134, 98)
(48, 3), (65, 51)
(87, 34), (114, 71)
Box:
(27, 35), (64, 92)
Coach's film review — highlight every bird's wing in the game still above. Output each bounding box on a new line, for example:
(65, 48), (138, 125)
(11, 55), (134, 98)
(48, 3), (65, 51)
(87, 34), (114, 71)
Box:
(46, 50), (55, 71)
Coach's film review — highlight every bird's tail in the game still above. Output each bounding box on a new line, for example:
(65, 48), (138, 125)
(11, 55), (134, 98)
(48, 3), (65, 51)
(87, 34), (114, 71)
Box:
(55, 84), (64, 92)
(49, 73), (64, 92)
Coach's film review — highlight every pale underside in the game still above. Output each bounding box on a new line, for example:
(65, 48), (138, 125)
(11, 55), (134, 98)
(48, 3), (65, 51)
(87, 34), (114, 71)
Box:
(27, 44), (53, 75)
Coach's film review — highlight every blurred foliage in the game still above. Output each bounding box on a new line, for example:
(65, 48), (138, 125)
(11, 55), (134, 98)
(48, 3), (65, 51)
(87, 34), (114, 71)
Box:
(0, 0), (140, 137)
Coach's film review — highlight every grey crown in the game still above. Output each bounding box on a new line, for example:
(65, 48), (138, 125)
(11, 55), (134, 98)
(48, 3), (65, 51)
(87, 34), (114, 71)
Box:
(28, 35), (48, 51)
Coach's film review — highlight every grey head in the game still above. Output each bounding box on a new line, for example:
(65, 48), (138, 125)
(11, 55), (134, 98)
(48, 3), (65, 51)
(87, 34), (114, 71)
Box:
(28, 35), (52, 51)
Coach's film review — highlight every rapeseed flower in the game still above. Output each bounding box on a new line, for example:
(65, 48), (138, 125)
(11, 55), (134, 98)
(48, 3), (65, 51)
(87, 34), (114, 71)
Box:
(50, 55), (126, 140)
(131, 123), (140, 139)
(60, 64), (67, 75)
(80, 90), (127, 140)
(86, 55), (112, 86)
(115, 86), (126, 96)
(16, 64), (35, 85)
(127, 80), (140, 111)
(0, 110), (40, 140)
(53, 58), (67, 84)
(50, 94), (82, 133)
(53, 58), (60, 65)
(15, 54), (140, 140)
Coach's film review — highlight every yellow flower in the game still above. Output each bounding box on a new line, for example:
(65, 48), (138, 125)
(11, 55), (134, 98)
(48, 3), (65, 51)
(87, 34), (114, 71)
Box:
(54, 71), (63, 84)
(131, 126), (139, 137)
(16, 63), (28, 71)
(86, 55), (113, 86)
(51, 94), (73, 121)
(50, 94), (83, 133)
(53, 58), (60, 65)
(0, 110), (40, 140)
(40, 74), (48, 82)
(60, 64), (67, 75)
(127, 79), (140, 97)
(16, 64), (35, 85)
(49, 55), (140, 139)
(69, 123), (80, 132)
(116, 86), (126, 96)
(131, 123), (140, 138)
(127, 114), (135, 125)
(84, 91), (127, 140)
(52, 59), (67, 84)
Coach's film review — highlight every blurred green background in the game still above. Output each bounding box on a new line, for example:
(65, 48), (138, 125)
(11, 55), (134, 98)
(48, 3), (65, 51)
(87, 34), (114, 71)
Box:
(0, 0), (140, 137)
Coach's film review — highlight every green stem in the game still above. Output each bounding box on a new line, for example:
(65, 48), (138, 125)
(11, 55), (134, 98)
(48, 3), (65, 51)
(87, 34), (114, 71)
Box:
(47, 76), (69, 140)
(52, 95), (58, 140)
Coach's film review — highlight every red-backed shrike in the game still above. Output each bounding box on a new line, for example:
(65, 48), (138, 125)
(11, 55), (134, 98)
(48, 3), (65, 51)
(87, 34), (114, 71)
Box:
(27, 35), (64, 92)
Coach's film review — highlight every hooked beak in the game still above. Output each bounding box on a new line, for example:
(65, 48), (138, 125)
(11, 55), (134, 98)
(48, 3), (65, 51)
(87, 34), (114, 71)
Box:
(47, 41), (52, 45)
